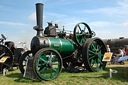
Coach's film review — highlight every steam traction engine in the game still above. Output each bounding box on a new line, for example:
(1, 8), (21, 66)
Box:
(0, 34), (24, 74)
(19, 3), (107, 80)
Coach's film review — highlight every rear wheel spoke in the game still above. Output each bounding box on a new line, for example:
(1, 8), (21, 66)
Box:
(52, 63), (60, 65)
(89, 55), (95, 60)
(52, 67), (57, 72)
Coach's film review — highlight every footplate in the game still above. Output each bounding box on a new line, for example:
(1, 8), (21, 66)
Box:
(23, 57), (37, 80)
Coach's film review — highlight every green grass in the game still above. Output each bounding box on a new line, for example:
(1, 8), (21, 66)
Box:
(0, 65), (128, 85)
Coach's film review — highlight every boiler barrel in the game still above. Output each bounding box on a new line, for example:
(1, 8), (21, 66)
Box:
(31, 36), (75, 54)
(49, 38), (74, 53)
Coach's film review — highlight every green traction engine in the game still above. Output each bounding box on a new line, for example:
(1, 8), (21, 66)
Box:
(19, 3), (107, 80)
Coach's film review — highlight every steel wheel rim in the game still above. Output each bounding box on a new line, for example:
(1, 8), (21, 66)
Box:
(74, 22), (92, 47)
(89, 40), (104, 71)
(83, 38), (106, 72)
(34, 49), (62, 80)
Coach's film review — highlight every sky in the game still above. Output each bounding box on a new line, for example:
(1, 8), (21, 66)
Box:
(0, 0), (128, 48)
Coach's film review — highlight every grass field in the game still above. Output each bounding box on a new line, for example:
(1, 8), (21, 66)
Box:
(0, 62), (128, 85)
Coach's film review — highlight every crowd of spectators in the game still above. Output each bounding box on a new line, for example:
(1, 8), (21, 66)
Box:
(106, 45), (128, 65)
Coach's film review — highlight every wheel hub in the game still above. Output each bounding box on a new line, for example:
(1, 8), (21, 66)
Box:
(97, 53), (99, 57)
(48, 62), (52, 67)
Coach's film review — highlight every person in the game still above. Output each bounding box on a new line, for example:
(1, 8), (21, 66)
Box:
(106, 45), (111, 65)
(115, 49), (123, 57)
(115, 49), (124, 65)
(125, 46), (128, 56)
(106, 45), (111, 52)
(117, 46), (128, 62)
(122, 47), (126, 56)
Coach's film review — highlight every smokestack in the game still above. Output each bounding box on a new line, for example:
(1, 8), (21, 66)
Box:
(33, 3), (44, 36)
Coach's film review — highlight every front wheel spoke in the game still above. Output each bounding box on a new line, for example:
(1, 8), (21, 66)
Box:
(39, 57), (47, 63)
(44, 68), (47, 77)
(38, 64), (41, 66)
(50, 67), (52, 77)
(42, 62), (47, 66)
(52, 57), (56, 62)
(38, 62), (47, 66)
(40, 67), (47, 73)
(50, 53), (53, 62)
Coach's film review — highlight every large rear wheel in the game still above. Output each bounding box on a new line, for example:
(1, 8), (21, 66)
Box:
(82, 38), (107, 72)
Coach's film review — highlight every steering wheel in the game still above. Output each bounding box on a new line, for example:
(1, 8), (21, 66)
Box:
(73, 22), (92, 47)
(1, 34), (6, 40)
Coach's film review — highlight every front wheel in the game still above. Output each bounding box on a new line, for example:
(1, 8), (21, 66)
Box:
(33, 48), (62, 81)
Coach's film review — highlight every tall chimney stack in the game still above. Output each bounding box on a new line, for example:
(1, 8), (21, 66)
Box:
(34, 3), (44, 36)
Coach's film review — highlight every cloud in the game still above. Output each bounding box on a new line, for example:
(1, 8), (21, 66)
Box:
(89, 21), (113, 27)
(28, 12), (46, 21)
(122, 22), (128, 27)
(117, 0), (128, 7)
(81, 0), (128, 16)
(28, 12), (36, 20)
(0, 21), (29, 26)
(120, 21), (128, 29)
(45, 12), (66, 19)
